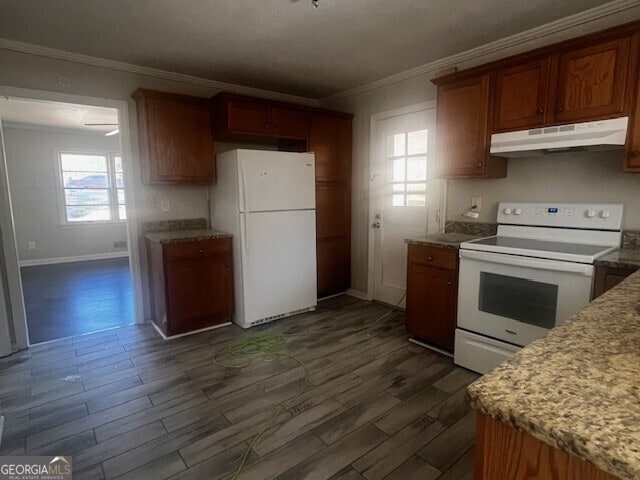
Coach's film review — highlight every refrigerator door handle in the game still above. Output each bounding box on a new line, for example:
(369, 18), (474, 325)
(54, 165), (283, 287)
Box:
(240, 213), (249, 266)
(239, 157), (248, 212)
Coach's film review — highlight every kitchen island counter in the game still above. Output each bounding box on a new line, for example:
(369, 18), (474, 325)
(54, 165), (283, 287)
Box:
(467, 269), (640, 480)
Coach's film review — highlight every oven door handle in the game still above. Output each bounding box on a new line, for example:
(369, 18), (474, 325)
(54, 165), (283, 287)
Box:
(459, 249), (594, 276)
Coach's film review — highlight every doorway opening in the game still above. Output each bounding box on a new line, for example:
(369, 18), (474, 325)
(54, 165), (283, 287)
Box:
(368, 102), (445, 306)
(0, 96), (134, 344)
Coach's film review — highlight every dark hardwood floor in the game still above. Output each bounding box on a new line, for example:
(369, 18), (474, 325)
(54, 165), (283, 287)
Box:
(0, 295), (478, 480)
(20, 257), (134, 344)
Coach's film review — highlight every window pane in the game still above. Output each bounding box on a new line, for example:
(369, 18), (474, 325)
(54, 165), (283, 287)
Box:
(407, 156), (427, 181)
(118, 204), (127, 220)
(408, 130), (428, 154)
(67, 205), (111, 222)
(116, 173), (124, 188)
(65, 189), (110, 206)
(392, 194), (405, 206)
(392, 158), (405, 182)
(406, 194), (426, 207)
(386, 133), (405, 157)
(61, 153), (107, 172)
(117, 189), (125, 204)
(392, 184), (405, 192)
(63, 172), (108, 188)
(114, 155), (123, 172)
(407, 183), (426, 191)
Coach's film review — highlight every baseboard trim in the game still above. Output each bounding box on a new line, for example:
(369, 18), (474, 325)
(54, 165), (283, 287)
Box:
(409, 337), (454, 358)
(150, 320), (232, 341)
(19, 252), (129, 267)
(345, 289), (370, 301)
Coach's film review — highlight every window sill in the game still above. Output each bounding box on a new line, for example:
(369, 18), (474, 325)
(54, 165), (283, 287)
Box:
(59, 221), (126, 229)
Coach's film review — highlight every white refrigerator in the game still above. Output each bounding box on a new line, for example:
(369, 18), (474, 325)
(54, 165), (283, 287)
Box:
(210, 149), (317, 328)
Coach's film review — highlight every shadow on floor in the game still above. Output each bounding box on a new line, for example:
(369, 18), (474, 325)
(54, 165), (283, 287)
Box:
(21, 257), (133, 344)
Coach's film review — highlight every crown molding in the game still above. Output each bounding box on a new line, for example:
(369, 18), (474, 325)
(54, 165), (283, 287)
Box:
(0, 38), (319, 107)
(321, 0), (640, 103)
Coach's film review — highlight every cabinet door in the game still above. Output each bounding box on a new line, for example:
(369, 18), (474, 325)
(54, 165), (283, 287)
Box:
(493, 58), (551, 131)
(436, 75), (505, 178)
(310, 114), (352, 183)
(592, 265), (637, 299)
(227, 98), (273, 136)
(626, 33), (640, 172)
(554, 37), (630, 123)
(405, 262), (457, 350)
(272, 107), (309, 139)
(165, 253), (233, 336)
(144, 95), (215, 184)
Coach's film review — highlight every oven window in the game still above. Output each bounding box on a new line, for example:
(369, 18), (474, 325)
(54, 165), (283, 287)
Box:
(479, 272), (558, 329)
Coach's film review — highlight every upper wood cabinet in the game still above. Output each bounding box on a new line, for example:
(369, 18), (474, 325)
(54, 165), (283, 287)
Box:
(625, 33), (640, 172)
(554, 37), (630, 123)
(212, 93), (309, 141)
(435, 75), (507, 178)
(493, 58), (552, 131)
(133, 89), (215, 185)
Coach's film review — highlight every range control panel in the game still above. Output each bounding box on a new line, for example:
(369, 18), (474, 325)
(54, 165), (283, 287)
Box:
(497, 203), (624, 230)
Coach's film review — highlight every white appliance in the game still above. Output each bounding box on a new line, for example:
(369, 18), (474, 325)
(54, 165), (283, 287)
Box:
(455, 202), (623, 374)
(490, 117), (628, 158)
(210, 149), (317, 329)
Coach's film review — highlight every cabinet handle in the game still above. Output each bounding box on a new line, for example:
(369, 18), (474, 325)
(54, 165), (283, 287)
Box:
(197, 249), (204, 255)
(446, 281), (453, 286)
(225, 261), (231, 266)
(476, 162), (482, 168)
(557, 105), (564, 112)
(427, 256), (433, 261)
(537, 108), (544, 115)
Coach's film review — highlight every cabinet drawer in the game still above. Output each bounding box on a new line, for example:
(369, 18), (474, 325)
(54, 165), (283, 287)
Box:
(408, 244), (457, 270)
(163, 238), (231, 263)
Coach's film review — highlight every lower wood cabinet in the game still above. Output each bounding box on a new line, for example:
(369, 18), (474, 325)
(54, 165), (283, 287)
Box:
(405, 244), (458, 351)
(474, 413), (618, 480)
(593, 264), (639, 299)
(147, 238), (234, 337)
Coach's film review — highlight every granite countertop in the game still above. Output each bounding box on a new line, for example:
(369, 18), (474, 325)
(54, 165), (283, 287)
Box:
(467, 269), (640, 480)
(145, 229), (232, 244)
(595, 248), (640, 270)
(405, 232), (481, 249)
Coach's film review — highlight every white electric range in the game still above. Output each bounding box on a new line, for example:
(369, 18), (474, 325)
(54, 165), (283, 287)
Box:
(455, 202), (623, 375)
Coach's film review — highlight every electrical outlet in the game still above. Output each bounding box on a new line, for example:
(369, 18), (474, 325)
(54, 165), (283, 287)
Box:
(471, 196), (482, 211)
(27, 241), (36, 250)
(113, 241), (127, 249)
(160, 199), (171, 212)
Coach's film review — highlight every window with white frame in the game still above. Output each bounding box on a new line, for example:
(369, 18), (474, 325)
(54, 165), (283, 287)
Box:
(386, 129), (428, 207)
(58, 152), (126, 224)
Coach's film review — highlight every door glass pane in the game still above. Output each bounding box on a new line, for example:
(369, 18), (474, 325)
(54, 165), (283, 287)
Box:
(479, 272), (558, 328)
(392, 184), (405, 192)
(114, 155), (123, 172)
(116, 173), (124, 188)
(406, 183), (426, 191)
(392, 194), (405, 207)
(406, 194), (426, 207)
(407, 130), (428, 154)
(63, 172), (108, 188)
(66, 205), (111, 222)
(61, 153), (107, 172)
(386, 133), (405, 157)
(117, 189), (125, 204)
(392, 158), (405, 182)
(407, 156), (427, 181)
(65, 189), (110, 205)
(118, 204), (127, 220)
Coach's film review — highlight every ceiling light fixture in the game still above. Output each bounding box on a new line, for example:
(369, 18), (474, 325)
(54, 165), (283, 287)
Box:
(312, 0), (319, 8)
(105, 128), (120, 136)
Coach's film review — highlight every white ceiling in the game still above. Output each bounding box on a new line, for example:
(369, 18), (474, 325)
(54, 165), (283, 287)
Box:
(0, 0), (612, 98)
(0, 97), (118, 133)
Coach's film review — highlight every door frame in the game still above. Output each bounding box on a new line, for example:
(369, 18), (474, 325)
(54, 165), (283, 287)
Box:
(367, 100), (446, 302)
(0, 85), (145, 351)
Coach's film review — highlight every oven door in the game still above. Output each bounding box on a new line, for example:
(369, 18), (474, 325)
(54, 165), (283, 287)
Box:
(457, 249), (593, 347)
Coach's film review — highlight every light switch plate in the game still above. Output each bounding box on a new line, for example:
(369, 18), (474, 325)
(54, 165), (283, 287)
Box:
(472, 196), (482, 212)
(160, 199), (171, 212)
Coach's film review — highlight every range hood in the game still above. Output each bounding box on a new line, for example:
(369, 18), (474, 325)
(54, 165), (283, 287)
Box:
(490, 117), (629, 158)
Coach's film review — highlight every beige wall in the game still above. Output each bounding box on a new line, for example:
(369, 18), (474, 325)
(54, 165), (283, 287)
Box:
(321, 8), (640, 294)
(3, 125), (129, 261)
